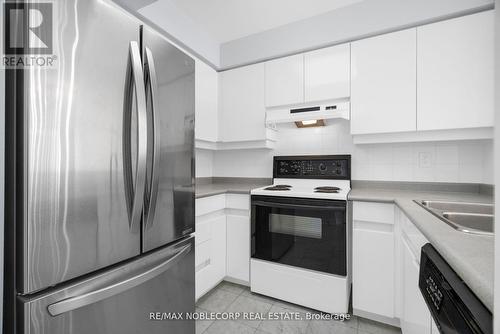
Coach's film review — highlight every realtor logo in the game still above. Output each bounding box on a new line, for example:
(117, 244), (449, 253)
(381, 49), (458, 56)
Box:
(2, 1), (56, 67)
(4, 2), (52, 54)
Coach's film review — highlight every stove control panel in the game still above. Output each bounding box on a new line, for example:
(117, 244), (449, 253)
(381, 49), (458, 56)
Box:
(273, 155), (350, 179)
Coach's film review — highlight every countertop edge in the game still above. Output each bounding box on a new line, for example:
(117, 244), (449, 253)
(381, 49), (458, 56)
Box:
(196, 189), (251, 199)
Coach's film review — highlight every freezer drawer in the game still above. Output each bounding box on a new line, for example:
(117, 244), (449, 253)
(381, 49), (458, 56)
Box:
(18, 237), (195, 334)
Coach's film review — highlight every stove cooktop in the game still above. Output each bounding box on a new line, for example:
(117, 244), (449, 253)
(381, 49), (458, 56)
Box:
(252, 180), (350, 200)
(251, 155), (351, 200)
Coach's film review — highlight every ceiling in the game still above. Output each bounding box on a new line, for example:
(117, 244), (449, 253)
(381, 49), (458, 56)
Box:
(145, 0), (364, 43)
(115, 0), (493, 69)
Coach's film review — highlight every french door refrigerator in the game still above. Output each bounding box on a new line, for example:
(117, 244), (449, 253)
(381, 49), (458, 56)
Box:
(3, 0), (195, 333)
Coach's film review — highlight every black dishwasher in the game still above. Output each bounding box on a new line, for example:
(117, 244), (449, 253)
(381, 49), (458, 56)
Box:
(419, 244), (492, 334)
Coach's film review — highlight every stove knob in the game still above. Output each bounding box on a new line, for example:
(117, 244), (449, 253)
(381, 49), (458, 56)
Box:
(336, 161), (341, 167)
(319, 163), (327, 172)
(336, 169), (342, 175)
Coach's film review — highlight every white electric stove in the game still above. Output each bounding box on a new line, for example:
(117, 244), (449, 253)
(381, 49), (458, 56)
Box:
(250, 155), (352, 314)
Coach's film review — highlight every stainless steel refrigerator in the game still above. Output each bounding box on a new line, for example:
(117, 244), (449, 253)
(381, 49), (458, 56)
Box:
(3, 1), (195, 333)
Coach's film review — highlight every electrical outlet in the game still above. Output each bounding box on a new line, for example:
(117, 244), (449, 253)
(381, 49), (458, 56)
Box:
(418, 152), (432, 168)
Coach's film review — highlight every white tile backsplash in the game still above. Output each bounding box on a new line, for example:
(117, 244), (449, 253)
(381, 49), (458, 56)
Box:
(195, 149), (214, 178)
(435, 143), (459, 165)
(435, 164), (460, 183)
(209, 121), (493, 184)
(392, 144), (413, 165)
(393, 163), (414, 181)
(482, 143), (494, 184)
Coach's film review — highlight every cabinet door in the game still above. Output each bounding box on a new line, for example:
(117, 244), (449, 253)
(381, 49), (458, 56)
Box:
(417, 11), (494, 130)
(353, 227), (395, 318)
(351, 29), (416, 134)
(304, 44), (350, 102)
(401, 238), (431, 334)
(265, 54), (304, 107)
(219, 63), (266, 142)
(226, 215), (250, 283)
(211, 215), (227, 282)
(195, 60), (218, 142)
(195, 215), (226, 299)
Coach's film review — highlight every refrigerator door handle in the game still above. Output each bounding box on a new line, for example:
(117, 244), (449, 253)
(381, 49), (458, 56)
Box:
(47, 243), (192, 316)
(123, 41), (148, 233)
(144, 47), (160, 229)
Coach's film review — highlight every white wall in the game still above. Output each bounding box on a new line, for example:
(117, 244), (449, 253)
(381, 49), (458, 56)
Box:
(220, 0), (493, 69)
(138, 0), (220, 67)
(213, 121), (494, 184)
(195, 149), (214, 178)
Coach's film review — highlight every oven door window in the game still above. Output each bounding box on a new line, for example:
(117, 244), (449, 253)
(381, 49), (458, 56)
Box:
(251, 196), (346, 276)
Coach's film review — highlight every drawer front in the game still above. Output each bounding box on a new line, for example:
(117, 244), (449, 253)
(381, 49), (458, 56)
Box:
(195, 240), (211, 269)
(401, 212), (429, 263)
(196, 194), (226, 216)
(226, 194), (250, 210)
(353, 201), (395, 224)
(194, 219), (211, 245)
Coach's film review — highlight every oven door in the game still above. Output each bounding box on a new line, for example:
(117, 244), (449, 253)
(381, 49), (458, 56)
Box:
(251, 195), (346, 276)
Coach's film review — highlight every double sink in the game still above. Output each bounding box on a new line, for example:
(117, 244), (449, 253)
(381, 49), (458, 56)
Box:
(415, 200), (494, 236)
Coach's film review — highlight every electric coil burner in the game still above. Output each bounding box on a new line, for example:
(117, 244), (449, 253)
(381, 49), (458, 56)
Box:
(250, 155), (351, 314)
(263, 185), (292, 191)
(314, 186), (341, 193)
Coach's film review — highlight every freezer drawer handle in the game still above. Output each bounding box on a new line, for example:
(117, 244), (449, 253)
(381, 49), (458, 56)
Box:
(47, 244), (191, 316)
(123, 41), (148, 233)
(143, 47), (160, 229)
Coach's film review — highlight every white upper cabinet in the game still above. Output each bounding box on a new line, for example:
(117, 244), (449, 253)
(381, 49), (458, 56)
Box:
(304, 44), (350, 102)
(265, 45), (350, 108)
(219, 63), (267, 142)
(351, 28), (417, 135)
(265, 54), (304, 107)
(417, 11), (494, 131)
(195, 60), (218, 142)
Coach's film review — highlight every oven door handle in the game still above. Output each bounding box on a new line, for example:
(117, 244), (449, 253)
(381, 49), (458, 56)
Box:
(252, 201), (346, 211)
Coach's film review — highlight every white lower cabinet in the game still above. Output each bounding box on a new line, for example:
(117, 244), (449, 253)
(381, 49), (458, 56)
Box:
(195, 215), (226, 299)
(195, 194), (250, 299)
(226, 214), (250, 283)
(353, 202), (433, 332)
(353, 228), (395, 317)
(401, 236), (431, 334)
(353, 202), (396, 320)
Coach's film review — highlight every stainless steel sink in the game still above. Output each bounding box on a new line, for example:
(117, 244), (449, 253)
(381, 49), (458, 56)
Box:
(415, 200), (494, 236)
(420, 200), (493, 215)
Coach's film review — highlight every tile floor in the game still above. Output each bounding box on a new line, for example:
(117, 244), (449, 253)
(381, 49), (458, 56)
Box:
(196, 281), (402, 334)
